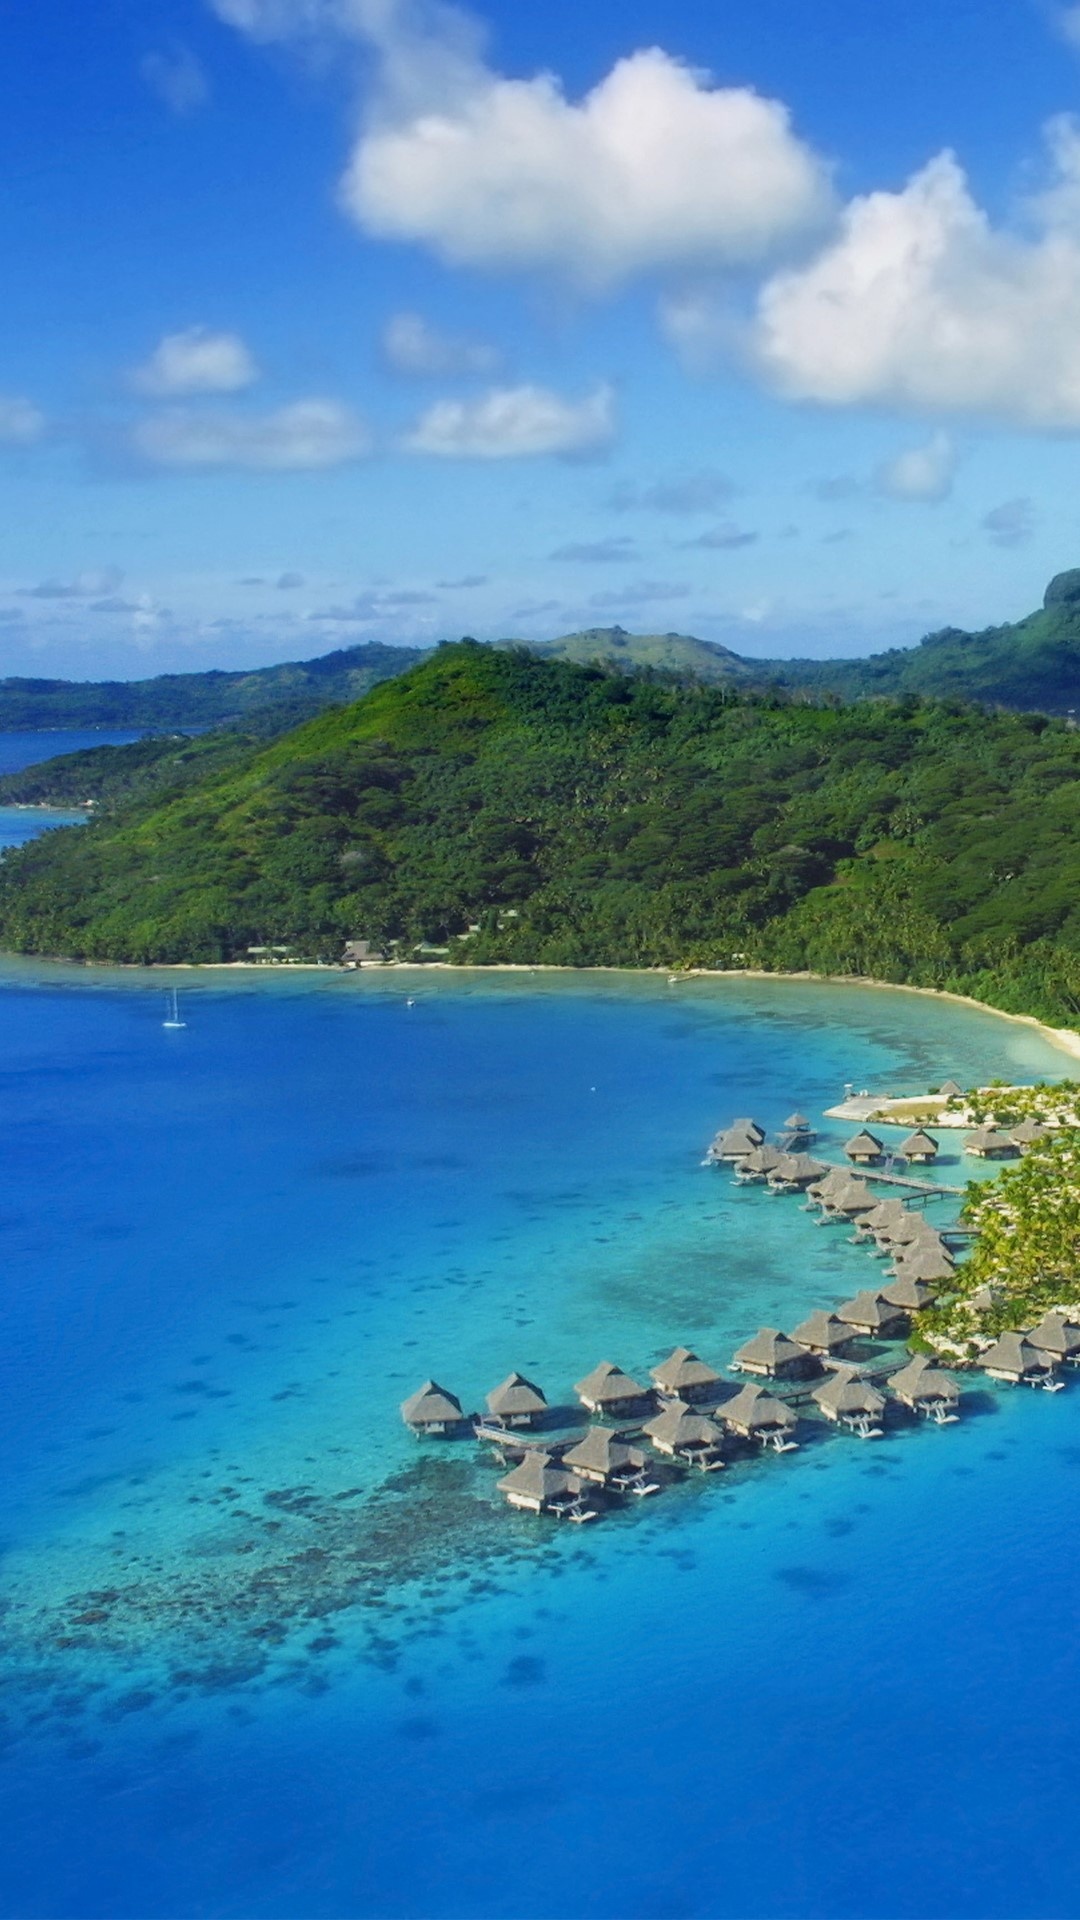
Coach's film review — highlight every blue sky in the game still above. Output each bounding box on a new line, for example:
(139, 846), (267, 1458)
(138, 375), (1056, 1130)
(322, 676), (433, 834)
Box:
(6, 0), (1080, 676)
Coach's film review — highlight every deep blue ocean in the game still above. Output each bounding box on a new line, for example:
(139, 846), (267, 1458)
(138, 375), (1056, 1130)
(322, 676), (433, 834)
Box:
(0, 739), (1079, 1920)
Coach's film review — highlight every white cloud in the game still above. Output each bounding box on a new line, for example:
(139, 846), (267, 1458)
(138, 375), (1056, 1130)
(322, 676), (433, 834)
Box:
(404, 382), (615, 458)
(1059, 5), (1080, 49)
(753, 124), (1080, 429)
(0, 395), (45, 445)
(381, 310), (500, 375)
(141, 45), (210, 116)
(982, 497), (1036, 547)
(132, 327), (259, 396)
(132, 398), (372, 470)
(876, 431), (957, 502)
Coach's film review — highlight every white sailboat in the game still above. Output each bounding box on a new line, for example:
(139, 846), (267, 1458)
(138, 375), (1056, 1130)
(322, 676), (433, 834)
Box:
(163, 988), (186, 1030)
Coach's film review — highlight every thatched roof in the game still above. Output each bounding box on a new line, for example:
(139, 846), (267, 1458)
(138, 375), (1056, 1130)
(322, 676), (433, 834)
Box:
(809, 1167), (852, 1196)
(731, 1117), (766, 1142)
(733, 1327), (804, 1371)
(791, 1310), (853, 1353)
(486, 1372), (548, 1419)
(881, 1272), (938, 1311)
(777, 1153), (827, 1184)
(562, 1428), (645, 1476)
(714, 1126), (762, 1158)
(737, 1145), (786, 1176)
(939, 1079), (964, 1099)
(1010, 1119), (1050, 1146)
(965, 1127), (1012, 1155)
(1027, 1312), (1080, 1359)
(812, 1368), (886, 1419)
(650, 1346), (720, 1394)
(644, 1400), (725, 1450)
(968, 1283), (1004, 1313)
(900, 1129), (939, 1158)
(889, 1355), (959, 1405)
(401, 1380), (464, 1425)
(574, 1361), (647, 1405)
(497, 1452), (577, 1502)
(890, 1246), (956, 1284)
(833, 1181), (877, 1216)
(836, 1290), (905, 1333)
(718, 1384), (797, 1434)
(981, 1332), (1048, 1376)
(784, 1113), (812, 1132)
(845, 1129), (884, 1157)
(863, 1200), (911, 1231)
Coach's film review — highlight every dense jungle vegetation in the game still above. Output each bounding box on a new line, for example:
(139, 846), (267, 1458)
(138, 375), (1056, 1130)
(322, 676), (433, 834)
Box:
(2, 641), (1080, 1025)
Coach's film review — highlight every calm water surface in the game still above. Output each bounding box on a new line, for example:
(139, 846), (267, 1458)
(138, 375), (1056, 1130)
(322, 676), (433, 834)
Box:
(0, 958), (1076, 1920)
(0, 728), (146, 850)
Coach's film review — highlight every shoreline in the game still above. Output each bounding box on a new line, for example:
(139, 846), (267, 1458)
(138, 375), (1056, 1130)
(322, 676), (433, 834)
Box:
(7, 949), (1080, 1067)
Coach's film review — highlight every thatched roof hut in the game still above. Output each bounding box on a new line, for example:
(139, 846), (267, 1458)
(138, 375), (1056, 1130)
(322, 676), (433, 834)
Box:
(812, 1367), (887, 1433)
(889, 1245), (956, 1285)
(832, 1181), (877, 1217)
(561, 1428), (657, 1491)
(769, 1152), (827, 1188)
(574, 1361), (650, 1415)
(485, 1372), (549, 1428)
(845, 1128), (884, 1164)
(735, 1145), (786, 1179)
(836, 1290), (908, 1337)
(900, 1129), (939, 1163)
(497, 1452), (591, 1516)
(980, 1333), (1053, 1383)
(888, 1355), (960, 1416)
(718, 1384), (799, 1447)
(807, 1168), (853, 1202)
(644, 1399), (726, 1463)
(732, 1327), (808, 1378)
(939, 1079), (964, 1100)
(968, 1283), (1004, 1313)
(965, 1127), (1016, 1159)
(1027, 1312), (1080, 1361)
(1010, 1119), (1050, 1151)
(863, 1199), (911, 1233)
(791, 1309), (855, 1355)
(401, 1380), (466, 1433)
(784, 1112), (813, 1133)
(650, 1346), (721, 1403)
(881, 1271), (938, 1312)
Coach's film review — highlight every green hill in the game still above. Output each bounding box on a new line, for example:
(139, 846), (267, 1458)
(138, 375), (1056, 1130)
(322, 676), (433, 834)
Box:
(517, 625), (761, 685)
(3, 640), (1080, 1026)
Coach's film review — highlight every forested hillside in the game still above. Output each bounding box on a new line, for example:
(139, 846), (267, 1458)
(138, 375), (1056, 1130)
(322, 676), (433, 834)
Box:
(2, 643), (1080, 1024)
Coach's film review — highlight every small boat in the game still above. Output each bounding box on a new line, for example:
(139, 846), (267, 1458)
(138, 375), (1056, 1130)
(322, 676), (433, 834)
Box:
(163, 988), (186, 1030)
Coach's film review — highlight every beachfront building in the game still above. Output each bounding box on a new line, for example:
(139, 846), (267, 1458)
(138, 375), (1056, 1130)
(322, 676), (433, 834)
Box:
(836, 1290), (909, 1338)
(888, 1355), (960, 1422)
(561, 1428), (659, 1494)
(791, 1310), (856, 1357)
(650, 1346), (721, 1404)
(732, 1328), (811, 1379)
(485, 1372), (549, 1430)
(1010, 1120), (1050, 1153)
(881, 1272), (938, 1313)
(899, 1129), (939, 1164)
(968, 1284), (1004, 1314)
(888, 1246), (956, 1286)
(1027, 1312), (1080, 1365)
(718, 1385), (799, 1451)
(844, 1129), (885, 1165)
(575, 1361), (652, 1418)
(497, 1452), (596, 1521)
(980, 1333), (1058, 1387)
(812, 1368), (887, 1437)
(644, 1400), (726, 1469)
(401, 1380), (466, 1435)
(939, 1079), (964, 1100)
(965, 1127), (1016, 1159)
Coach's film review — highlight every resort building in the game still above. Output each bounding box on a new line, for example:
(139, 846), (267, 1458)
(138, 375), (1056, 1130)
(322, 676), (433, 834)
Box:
(734, 1145), (786, 1182)
(1026, 1312), (1080, 1364)
(980, 1333), (1057, 1387)
(732, 1328), (811, 1379)
(881, 1272), (938, 1313)
(888, 1245), (956, 1286)
(1009, 1120), (1050, 1152)
(836, 1290), (909, 1338)
(643, 1400), (726, 1468)
(767, 1153), (827, 1191)
(790, 1310), (856, 1357)
(718, 1384), (799, 1450)
(939, 1079), (964, 1100)
(844, 1128), (885, 1165)
(888, 1355), (960, 1422)
(711, 1120), (766, 1160)
(485, 1372), (549, 1430)
(497, 1452), (596, 1521)
(783, 1112), (815, 1140)
(832, 1183), (878, 1219)
(899, 1129), (939, 1163)
(964, 1127), (1016, 1159)
(811, 1368), (887, 1437)
(968, 1284), (1004, 1314)
(650, 1346), (721, 1404)
(574, 1361), (652, 1417)
(561, 1428), (659, 1494)
(400, 1380), (466, 1435)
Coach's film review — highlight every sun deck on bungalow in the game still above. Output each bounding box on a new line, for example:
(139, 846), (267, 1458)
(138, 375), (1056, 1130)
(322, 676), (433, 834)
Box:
(401, 1380), (466, 1435)
(575, 1361), (652, 1418)
(812, 1368), (887, 1438)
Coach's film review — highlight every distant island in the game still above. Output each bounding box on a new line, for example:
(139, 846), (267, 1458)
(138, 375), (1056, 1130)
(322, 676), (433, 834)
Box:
(1, 639), (1080, 1035)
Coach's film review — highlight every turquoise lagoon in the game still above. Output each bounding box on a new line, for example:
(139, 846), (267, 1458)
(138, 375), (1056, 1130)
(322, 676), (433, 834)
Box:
(1, 960), (1079, 1919)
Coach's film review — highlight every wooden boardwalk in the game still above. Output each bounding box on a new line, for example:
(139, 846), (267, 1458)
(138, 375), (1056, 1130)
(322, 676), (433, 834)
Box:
(815, 1158), (964, 1197)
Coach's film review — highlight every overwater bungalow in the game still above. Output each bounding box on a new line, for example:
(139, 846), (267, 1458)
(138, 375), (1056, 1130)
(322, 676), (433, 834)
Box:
(650, 1346), (721, 1404)
(965, 1126), (1016, 1159)
(1027, 1312), (1080, 1364)
(718, 1384), (799, 1451)
(883, 1211), (932, 1245)
(881, 1271), (939, 1313)
(836, 1290), (909, 1338)
(844, 1128), (885, 1165)
(812, 1368), (887, 1437)
(401, 1380), (467, 1435)
(784, 1112), (816, 1140)
(574, 1361), (652, 1418)
(888, 1245), (956, 1286)
(767, 1152), (827, 1191)
(485, 1372), (549, 1430)
(862, 1200), (911, 1234)
(497, 1451), (597, 1521)
(831, 1182), (877, 1218)
(644, 1400), (726, 1469)
(980, 1332), (1060, 1389)
(732, 1327), (811, 1379)
(712, 1119), (767, 1160)
(806, 1168), (856, 1208)
(888, 1355), (960, 1422)
(734, 1145), (786, 1182)
(561, 1428), (660, 1494)
(791, 1309), (857, 1356)
(1010, 1119), (1050, 1152)
(899, 1129), (939, 1164)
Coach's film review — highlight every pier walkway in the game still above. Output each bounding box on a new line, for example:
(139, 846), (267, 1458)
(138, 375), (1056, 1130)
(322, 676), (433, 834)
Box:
(814, 1159), (965, 1197)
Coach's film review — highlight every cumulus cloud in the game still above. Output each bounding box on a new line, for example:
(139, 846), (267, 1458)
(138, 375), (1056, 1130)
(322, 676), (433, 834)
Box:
(677, 523), (758, 550)
(982, 497), (1036, 547)
(0, 396), (46, 445)
(132, 398), (372, 470)
(132, 327), (259, 396)
(876, 431), (956, 502)
(549, 536), (637, 564)
(141, 44), (210, 115)
(404, 382), (615, 458)
(381, 310), (500, 375)
(753, 123), (1080, 429)
(608, 468), (734, 514)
